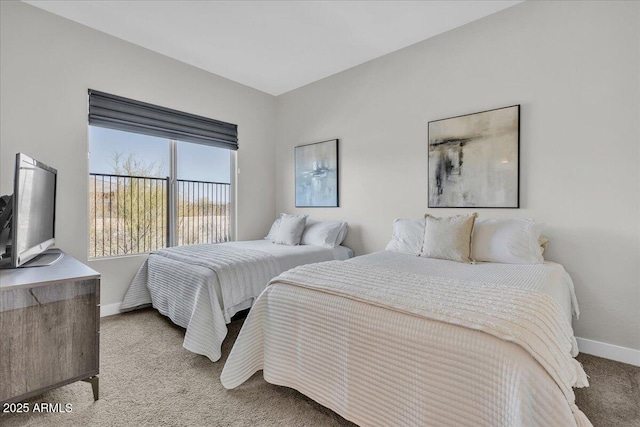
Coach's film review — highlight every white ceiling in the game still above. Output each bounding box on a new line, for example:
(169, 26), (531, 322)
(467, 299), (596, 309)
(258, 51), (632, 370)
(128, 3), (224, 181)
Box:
(24, 1), (522, 96)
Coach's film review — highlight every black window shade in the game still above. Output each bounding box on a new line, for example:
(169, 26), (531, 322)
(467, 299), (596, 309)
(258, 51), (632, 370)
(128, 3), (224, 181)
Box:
(88, 89), (238, 150)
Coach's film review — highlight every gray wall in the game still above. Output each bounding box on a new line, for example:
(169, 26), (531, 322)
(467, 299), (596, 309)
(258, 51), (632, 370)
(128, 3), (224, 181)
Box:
(0, 1), (277, 306)
(275, 1), (640, 350)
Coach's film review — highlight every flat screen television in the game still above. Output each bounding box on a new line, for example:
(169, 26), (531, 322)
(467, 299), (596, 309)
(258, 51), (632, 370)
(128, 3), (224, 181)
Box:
(6, 153), (59, 267)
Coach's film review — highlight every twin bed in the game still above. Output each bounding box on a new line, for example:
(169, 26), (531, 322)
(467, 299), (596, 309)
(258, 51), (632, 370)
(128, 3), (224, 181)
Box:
(120, 216), (591, 427)
(120, 239), (352, 361)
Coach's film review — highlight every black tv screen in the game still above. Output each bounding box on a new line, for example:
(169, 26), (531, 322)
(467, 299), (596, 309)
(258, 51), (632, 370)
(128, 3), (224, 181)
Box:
(12, 153), (57, 267)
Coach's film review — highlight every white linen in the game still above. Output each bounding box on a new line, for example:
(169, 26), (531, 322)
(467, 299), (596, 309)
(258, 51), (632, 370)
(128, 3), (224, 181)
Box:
(274, 214), (307, 245)
(264, 217), (281, 240)
(350, 251), (578, 321)
(300, 219), (347, 248)
(420, 213), (477, 263)
(120, 240), (352, 361)
(221, 252), (590, 427)
(227, 240), (353, 269)
(472, 218), (545, 264)
(384, 218), (425, 255)
(335, 224), (348, 245)
(156, 244), (281, 319)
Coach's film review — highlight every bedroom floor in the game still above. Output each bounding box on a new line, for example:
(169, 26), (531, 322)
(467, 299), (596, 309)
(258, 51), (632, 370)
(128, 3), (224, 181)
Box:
(1, 309), (638, 427)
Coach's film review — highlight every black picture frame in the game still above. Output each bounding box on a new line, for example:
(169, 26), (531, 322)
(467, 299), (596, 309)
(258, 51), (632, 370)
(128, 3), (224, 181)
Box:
(295, 139), (339, 208)
(427, 104), (520, 209)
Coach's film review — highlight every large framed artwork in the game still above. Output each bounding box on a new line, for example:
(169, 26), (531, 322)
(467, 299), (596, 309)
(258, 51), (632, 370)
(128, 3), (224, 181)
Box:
(295, 139), (339, 208)
(428, 105), (520, 208)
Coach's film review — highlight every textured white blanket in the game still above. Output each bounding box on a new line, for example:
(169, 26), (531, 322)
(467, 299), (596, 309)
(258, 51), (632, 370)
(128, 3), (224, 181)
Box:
(151, 244), (281, 318)
(222, 260), (591, 426)
(121, 244), (281, 361)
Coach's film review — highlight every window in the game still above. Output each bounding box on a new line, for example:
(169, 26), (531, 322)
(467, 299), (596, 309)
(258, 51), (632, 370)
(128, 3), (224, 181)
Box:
(88, 90), (237, 258)
(175, 141), (231, 248)
(89, 127), (169, 258)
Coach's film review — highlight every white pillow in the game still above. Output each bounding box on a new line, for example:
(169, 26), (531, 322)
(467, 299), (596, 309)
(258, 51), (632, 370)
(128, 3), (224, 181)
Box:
(472, 218), (544, 264)
(301, 220), (347, 248)
(420, 213), (477, 263)
(335, 223), (348, 246)
(273, 214), (308, 246)
(264, 216), (282, 240)
(385, 218), (425, 255)
(264, 212), (295, 240)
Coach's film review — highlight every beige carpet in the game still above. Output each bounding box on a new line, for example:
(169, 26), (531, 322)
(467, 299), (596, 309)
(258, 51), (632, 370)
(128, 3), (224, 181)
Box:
(2, 308), (638, 427)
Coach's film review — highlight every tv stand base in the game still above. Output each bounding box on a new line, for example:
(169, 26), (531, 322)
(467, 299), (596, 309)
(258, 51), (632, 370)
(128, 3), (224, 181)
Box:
(22, 249), (64, 267)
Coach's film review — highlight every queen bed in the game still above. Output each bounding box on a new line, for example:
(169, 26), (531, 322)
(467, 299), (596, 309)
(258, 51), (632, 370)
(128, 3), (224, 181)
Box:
(120, 226), (352, 362)
(221, 216), (591, 427)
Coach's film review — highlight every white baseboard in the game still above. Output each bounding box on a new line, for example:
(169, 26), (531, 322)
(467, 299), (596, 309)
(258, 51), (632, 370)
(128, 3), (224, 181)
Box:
(576, 337), (640, 367)
(100, 302), (121, 318)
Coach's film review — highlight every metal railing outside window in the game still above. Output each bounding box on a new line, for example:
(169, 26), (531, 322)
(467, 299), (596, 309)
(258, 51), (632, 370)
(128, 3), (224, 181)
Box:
(89, 173), (231, 258)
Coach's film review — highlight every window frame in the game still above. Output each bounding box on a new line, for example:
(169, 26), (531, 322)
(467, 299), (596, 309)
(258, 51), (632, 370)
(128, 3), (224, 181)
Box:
(88, 130), (235, 259)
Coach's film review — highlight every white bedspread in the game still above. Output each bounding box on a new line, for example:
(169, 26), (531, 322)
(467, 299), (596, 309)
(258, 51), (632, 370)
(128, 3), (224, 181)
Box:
(221, 252), (591, 427)
(120, 240), (352, 361)
(349, 251), (579, 322)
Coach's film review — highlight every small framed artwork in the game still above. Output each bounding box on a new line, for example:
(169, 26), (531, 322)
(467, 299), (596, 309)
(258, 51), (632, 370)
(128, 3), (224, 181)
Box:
(295, 139), (339, 208)
(428, 105), (520, 208)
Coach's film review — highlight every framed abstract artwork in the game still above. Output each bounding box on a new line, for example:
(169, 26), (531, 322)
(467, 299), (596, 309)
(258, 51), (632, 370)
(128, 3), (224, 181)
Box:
(295, 139), (339, 208)
(428, 105), (520, 208)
